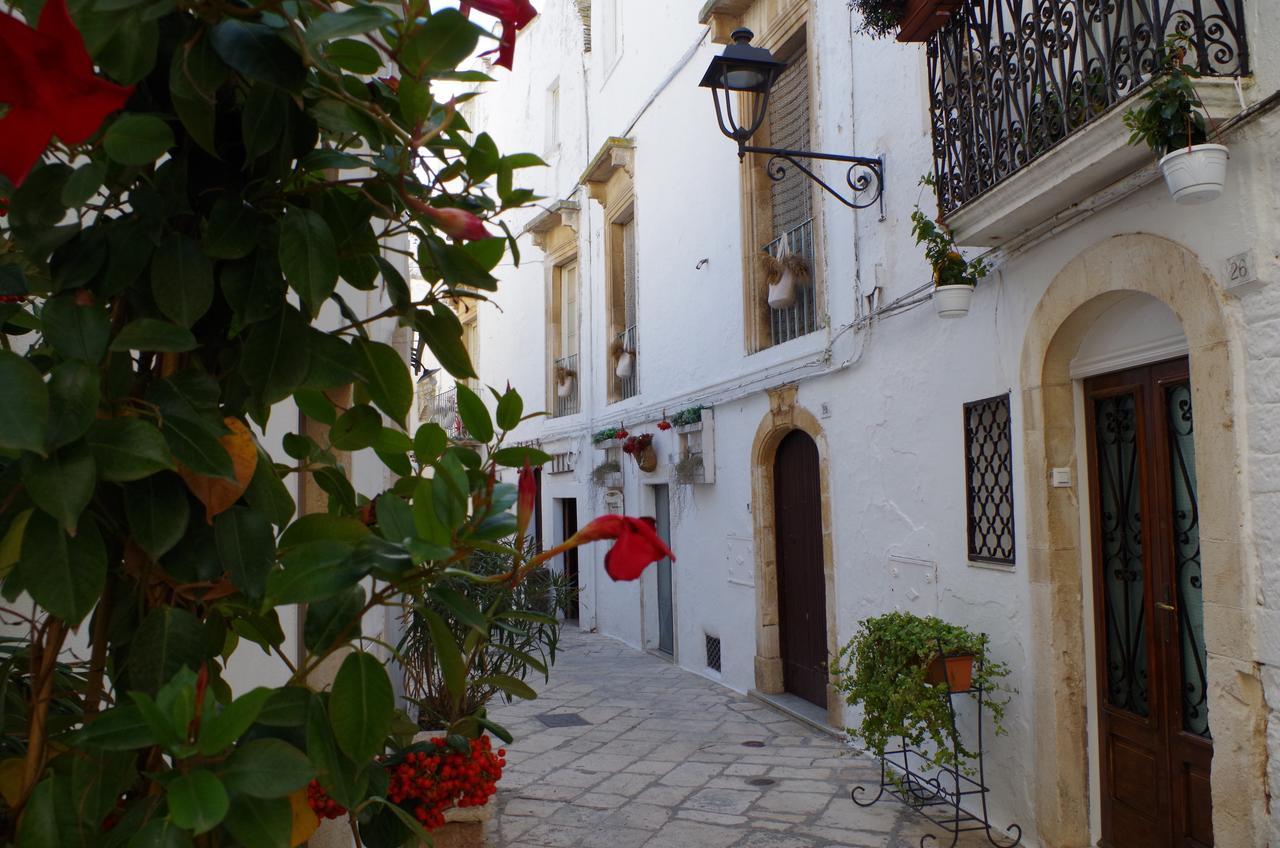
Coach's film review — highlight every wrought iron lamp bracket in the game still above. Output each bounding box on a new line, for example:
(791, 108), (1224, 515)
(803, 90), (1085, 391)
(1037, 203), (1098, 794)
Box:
(739, 143), (885, 216)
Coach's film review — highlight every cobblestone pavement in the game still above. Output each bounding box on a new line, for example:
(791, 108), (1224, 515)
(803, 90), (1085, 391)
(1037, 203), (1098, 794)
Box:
(484, 627), (998, 848)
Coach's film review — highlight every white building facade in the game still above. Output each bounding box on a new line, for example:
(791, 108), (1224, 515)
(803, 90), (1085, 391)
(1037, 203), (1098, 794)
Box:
(456, 0), (1280, 845)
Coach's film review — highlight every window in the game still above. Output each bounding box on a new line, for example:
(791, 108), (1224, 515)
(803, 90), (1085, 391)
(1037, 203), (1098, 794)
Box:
(550, 260), (579, 417)
(461, 313), (479, 391)
(599, 0), (621, 71)
(606, 207), (637, 402)
(545, 79), (560, 156)
(964, 394), (1014, 564)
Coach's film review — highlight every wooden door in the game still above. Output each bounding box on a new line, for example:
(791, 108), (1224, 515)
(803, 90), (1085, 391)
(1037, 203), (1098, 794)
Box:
(560, 499), (579, 621)
(1085, 359), (1213, 848)
(773, 430), (827, 709)
(653, 485), (674, 656)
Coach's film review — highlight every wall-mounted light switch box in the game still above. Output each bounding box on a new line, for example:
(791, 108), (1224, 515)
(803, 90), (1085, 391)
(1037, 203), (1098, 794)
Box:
(1051, 467), (1072, 488)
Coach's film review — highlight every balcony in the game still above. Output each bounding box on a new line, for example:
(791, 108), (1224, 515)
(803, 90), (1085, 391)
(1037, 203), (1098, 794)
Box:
(552, 353), (580, 418)
(419, 386), (473, 441)
(613, 326), (638, 402)
(758, 217), (819, 351)
(928, 0), (1249, 244)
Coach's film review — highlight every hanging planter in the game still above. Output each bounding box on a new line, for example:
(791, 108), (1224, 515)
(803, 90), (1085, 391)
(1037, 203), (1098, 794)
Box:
(933, 281), (975, 319)
(849, 0), (963, 43)
(1124, 35), (1229, 205)
(912, 188), (990, 321)
(622, 434), (657, 473)
(760, 251), (811, 311)
(610, 337), (635, 379)
(555, 365), (576, 398)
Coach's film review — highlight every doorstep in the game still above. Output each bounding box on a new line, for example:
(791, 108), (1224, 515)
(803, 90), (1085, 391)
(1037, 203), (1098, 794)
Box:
(748, 689), (843, 740)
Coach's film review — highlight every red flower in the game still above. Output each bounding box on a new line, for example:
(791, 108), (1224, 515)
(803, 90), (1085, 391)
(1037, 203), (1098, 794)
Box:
(572, 515), (675, 582)
(0, 0), (133, 186)
(657, 421), (672, 431)
(460, 0), (537, 70)
(404, 195), (494, 241)
(516, 462), (536, 539)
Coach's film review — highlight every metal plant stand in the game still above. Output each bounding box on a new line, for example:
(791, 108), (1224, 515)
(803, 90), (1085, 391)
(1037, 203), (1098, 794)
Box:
(850, 652), (1023, 848)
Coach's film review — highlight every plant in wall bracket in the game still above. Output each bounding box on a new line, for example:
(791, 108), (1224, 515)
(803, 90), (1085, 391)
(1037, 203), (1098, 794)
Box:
(1124, 34), (1229, 204)
(593, 459), (622, 485)
(672, 406), (704, 428)
(848, 0), (963, 42)
(913, 175), (990, 319)
(593, 427), (623, 444)
(833, 612), (1011, 774)
(622, 433), (657, 473)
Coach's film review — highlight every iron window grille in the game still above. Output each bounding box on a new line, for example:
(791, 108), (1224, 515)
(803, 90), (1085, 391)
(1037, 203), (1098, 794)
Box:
(927, 0), (1249, 214)
(964, 393), (1015, 564)
(705, 633), (722, 673)
(552, 353), (580, 418)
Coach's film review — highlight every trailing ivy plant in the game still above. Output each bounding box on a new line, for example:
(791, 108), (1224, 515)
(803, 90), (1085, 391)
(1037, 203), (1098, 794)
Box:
(832, 611), (1011, 774)
(847, 0), (907, 38)
(0, 0), (660, 845)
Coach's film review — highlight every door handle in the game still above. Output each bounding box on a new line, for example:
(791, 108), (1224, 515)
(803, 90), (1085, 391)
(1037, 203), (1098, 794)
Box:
(1155, 602), (1176, 612)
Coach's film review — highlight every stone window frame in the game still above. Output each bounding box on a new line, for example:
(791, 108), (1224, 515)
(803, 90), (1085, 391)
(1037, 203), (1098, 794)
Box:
(581, 138), (637, 405)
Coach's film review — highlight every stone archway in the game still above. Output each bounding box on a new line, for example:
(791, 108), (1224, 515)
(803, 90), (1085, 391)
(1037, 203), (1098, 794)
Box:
(750, 384), (842, 727)
(1020, 233), (1267, 847)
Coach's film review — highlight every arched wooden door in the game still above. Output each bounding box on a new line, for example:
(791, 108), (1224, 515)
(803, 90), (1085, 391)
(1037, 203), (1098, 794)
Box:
(773, 430), (827, 709)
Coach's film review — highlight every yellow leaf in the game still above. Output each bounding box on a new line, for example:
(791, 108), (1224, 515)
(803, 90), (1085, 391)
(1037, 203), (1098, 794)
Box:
(0, 509), (32, 579)
(178, 417), (259, 522)
(0, 758), (25, 808)
(289, 788), (320, 847)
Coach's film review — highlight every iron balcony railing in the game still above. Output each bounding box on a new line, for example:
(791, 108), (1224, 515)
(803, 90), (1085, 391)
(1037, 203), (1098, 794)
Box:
(420, 386), (474, 441)
(928, 0), (1248, 214)
(614, 326), (638, 401)
(552, 353), (580, 418)
(759, 217), (818, 350)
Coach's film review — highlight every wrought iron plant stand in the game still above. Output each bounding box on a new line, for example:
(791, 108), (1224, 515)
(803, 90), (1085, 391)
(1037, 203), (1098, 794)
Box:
(851, 647), (1023, 847)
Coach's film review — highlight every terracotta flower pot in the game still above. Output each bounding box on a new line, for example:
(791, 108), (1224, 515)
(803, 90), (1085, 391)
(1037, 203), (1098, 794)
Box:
(896, 0), (964, 42)
(926, 653), (975, 692)
(636, 444), (658, 473)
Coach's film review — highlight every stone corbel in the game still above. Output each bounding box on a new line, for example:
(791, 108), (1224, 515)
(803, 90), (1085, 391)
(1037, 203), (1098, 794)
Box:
(767, 384), (797, 427)
(581, 137), (635, 205)
(524, 200), (581, 249)
(698, 0), (752, 43)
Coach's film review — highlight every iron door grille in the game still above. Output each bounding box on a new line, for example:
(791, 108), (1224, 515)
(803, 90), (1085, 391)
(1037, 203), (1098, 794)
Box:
(963, 393), (1015, 564)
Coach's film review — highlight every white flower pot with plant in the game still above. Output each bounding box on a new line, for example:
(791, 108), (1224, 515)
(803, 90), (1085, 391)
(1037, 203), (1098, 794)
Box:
(912, 182), (989, 320)
(760, 251), (810, 311)
(610, 337), (635, 379)
(1124, 35), (1228, 205)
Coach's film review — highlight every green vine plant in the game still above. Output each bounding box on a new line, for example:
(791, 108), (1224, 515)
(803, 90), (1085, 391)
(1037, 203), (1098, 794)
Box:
(672, 453), (705, 486)
(1123, 34), (1211, 155)
(913, 175), (990, 288)
(832, 612), (1012, 776)
(592, 427), (623, 444)
(592, 459), (621, 485)
(671, 406), (704, 428)
(847, 0), (908, 38)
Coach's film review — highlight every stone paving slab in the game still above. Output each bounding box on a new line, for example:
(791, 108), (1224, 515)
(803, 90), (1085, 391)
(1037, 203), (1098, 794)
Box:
(484, 628), (1013, 847)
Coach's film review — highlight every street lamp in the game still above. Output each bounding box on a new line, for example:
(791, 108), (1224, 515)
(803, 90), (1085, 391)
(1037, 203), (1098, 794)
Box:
(699, 28), (885, 212)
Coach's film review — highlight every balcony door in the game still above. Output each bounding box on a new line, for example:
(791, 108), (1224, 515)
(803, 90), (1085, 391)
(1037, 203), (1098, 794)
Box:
(1085, 359), (1213, 848)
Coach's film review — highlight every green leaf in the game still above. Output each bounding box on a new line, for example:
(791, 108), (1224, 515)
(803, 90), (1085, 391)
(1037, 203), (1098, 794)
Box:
(474, 673), (538, 701)
(166, 770), (229, 835)
(125, 473), (190, 559)
(303, 328), (359, 389)
(198, 687), (273, 755)
(15, 776), (91, 848)
(307, 6), (393, 42)
(413, 423), (448, 464)
(13, 511), (104, 625)
(41, 295), (110, 363)
(124, 607), (211, 696)
(294, 388), (336, 425)
(61, 161), (106, 207)
(45, 362), (99, 450)
(344, 535), (412, 579)
(128, 819), (194, 848)
(241, 304), (311, 406)
(352, 338), (412, 427)
(398, 76), (431, 125)
(306, 697), (364, 808)
(74, 705), (159, 750)
(202, 196), (259, 259)
(303, 584), (365, 654)
(243, 450), (295, 528)
(240, 86), (286, 162)
(490, 446), (552, 468)
(375, 495), (414, 543)
(454, 384), (494, 443)
(0, 508), (31, 579)
(422, 609), (466, 701)
(330, 651), (394, 764)
(265, 540), (362, 605)
(214, 506), (276, 600)
(429, 585), (488, 634)
(414, 308), (476, 380)
(467, 132), (500, 182)
(278, 513), (369, 550)
(495, 389), (524, 431)
(279, 206), (339, 317)
(221, 795), (291, 848)
(90, 419), (171, 483)
(151, 236), (215, 327)
(255, 687), (311, 727)
(326, 38), (382, 73)
(329, 404), (382, 451)
(400, 9), (482, 73)
(103, 114), (173, 165)
(23, 442), (94, 532)
(222, 738), (315, 798)
(209, 20), (305, 91)
(111, 319), (198, 353)
(163, 416), (236, 480)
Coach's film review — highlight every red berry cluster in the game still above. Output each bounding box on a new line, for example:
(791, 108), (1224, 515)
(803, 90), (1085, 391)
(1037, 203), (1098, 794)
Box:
(621, 433), (653, 455)
(306, 779), (348, 820)
(387, 736), (506, 830)
(657, 421), (672, 431)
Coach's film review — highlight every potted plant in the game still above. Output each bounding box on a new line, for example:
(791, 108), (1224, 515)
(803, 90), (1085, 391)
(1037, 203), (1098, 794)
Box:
(850, 0), (963, 42)
(611, 336), (636, 379)
(593, 458), (623, 487)
(759, 251), (811, 310)
(555, 364), (576, 398)
(622, 433), (657, 472)
(833, 612), (1011, 774)
(672, 406), (704, 430)
(912, 179), (990, 319)
(593, 426), (624, 447)
(673, 452), (705, 485)
(1124, 35), (1228, 204)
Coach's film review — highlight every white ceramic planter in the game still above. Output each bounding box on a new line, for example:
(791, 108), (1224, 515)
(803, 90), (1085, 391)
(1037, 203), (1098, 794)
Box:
(1158, 143), (1228, 205)
(767, 268), (797, 309)
(933, 283), (974, 319)
(615, 351), (634, 379)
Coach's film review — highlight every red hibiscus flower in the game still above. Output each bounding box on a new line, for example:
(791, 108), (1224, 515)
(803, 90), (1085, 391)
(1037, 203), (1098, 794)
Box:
(403, 194), (494, 241)
(570, 515), (675, 582)
(460, 0), (537, 70)
(516, 462), (536, 539)
(0, 0), (134, 186)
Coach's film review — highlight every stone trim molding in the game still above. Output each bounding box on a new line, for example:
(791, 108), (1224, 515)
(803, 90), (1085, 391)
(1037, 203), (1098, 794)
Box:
(581, 137), (635, 204)
(524, 199), (581, 250)
(1019, 232), (1266, 847)
(749, 384), (842, 728)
